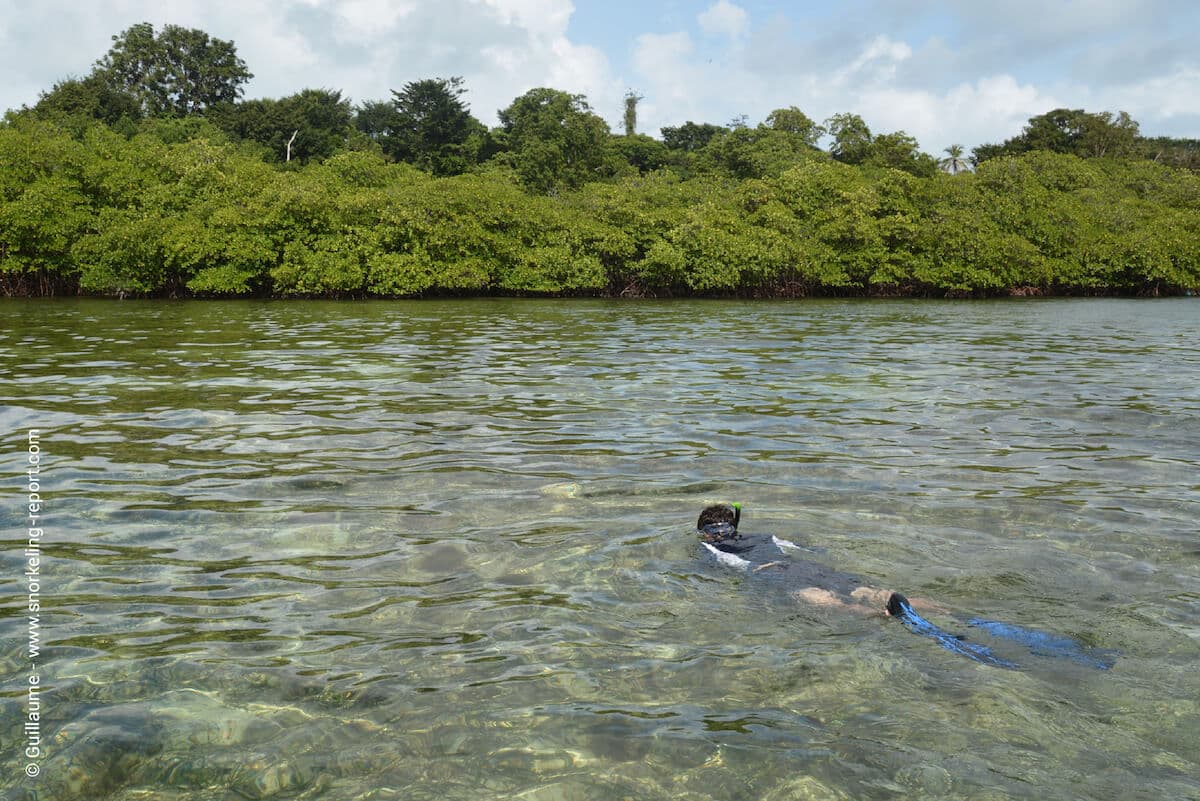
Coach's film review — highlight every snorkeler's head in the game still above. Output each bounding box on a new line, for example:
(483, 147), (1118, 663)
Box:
(697, 502), (741, 543)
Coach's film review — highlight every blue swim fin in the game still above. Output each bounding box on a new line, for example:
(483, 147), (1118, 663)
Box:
(888, 594), (1019, 669)
(966, 618), (1117, 670)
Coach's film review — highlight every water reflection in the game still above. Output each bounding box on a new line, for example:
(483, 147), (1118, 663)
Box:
(0, 298), (1197, 800)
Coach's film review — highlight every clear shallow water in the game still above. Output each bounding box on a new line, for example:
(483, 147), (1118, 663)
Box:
(0, 297), (1197, 801)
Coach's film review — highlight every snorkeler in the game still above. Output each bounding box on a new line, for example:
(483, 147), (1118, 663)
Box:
(696, 503), (1116, 670)
(696, 502), (914, 614)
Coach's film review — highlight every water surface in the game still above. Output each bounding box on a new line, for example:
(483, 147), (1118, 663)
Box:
(1, 298), (1197, 800)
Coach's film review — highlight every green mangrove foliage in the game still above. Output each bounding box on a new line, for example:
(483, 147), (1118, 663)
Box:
(1, 22), (1198, 298)
(1, 117), (1198, 298)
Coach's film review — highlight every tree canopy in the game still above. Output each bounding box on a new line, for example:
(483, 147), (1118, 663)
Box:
(211, 88), (352, 163)
(764, 106), (823, 146)
(383, 77), (486, 176)
(661, 121), (725, 152)
(497, 88), (614, 192)
(973, 108), (1142, 164)
(94, 22), (253, 116)
(826, 113), (873, 164)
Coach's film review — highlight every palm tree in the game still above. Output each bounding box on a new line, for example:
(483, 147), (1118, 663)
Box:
(939, 144), (969, 174)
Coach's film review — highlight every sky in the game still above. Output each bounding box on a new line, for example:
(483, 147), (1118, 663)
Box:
(1, 0), (1198, 154)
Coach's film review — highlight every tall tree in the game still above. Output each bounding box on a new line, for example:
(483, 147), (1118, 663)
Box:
(975, 108), (1142, 163)
(610, 133), (668, 173)
(623, 90), (643, 136)
(389, 77), (484, 175)
(970, 141), (1014, 165)
(94, 22), (252, 116)
(497, 87), (613, 192)
(661, 121), (725, 152)
(26, 75), (142, 134)
(354, 100), (402, 144)
(285, 89), (354, 161)
(1022, 108), (1090, 153)
(213, 89), (352, 163)
(825, 112), (873, 164)
(1077, 111), (1139, 158)
(764, 106), (823, 147)
(868, 131), (937, 177)
(699, 125), (823, 179)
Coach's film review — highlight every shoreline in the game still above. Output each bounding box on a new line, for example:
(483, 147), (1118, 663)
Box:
(1, 284), (1194, 301)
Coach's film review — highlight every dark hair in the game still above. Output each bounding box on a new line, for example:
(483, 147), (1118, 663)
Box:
(696, 503), (741, 543)
(697, 504), (737, 530)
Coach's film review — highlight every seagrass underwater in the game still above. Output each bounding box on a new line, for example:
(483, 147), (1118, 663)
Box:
(0, 298), (1196, 800)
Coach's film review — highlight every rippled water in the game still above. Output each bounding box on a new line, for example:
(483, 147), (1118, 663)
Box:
(1, 298), (1197, 801)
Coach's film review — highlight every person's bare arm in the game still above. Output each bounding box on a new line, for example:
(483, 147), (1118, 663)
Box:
(792, 587), (880, 615)
(790, 585), (949, 616)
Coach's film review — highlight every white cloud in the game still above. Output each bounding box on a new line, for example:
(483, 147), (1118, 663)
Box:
(325, 0), (418, 43)
(464, 0), (620, 120)
(856, 75), (1059, 152)
(478, 0), (573, 41)
(630, 19), (1070, 152)
(698, 1), (748, 39)
(631, 30), (759, 131)
(943, 0), (1163, 44)
(630, 3), (1200, 151)
(1099, 66), (1200, 119)
(0, 0), (620, 127)
(835, 35), (913, 86)
(2, 0), (1197, 148)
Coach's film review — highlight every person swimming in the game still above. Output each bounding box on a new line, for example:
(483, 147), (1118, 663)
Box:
(697, 502), (905, 615)
(696, 503), (1117, 670)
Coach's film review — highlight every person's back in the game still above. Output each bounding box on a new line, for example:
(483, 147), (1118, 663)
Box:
(696, 503), (872, 607)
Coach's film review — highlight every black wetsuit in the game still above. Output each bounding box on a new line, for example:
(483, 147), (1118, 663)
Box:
(707, 536), (866, 601)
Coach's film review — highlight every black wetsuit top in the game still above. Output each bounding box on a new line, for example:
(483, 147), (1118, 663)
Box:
(708, 536), (866, 601)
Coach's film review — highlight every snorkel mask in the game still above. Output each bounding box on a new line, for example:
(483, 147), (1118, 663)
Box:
(697, 502), (742, 544)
